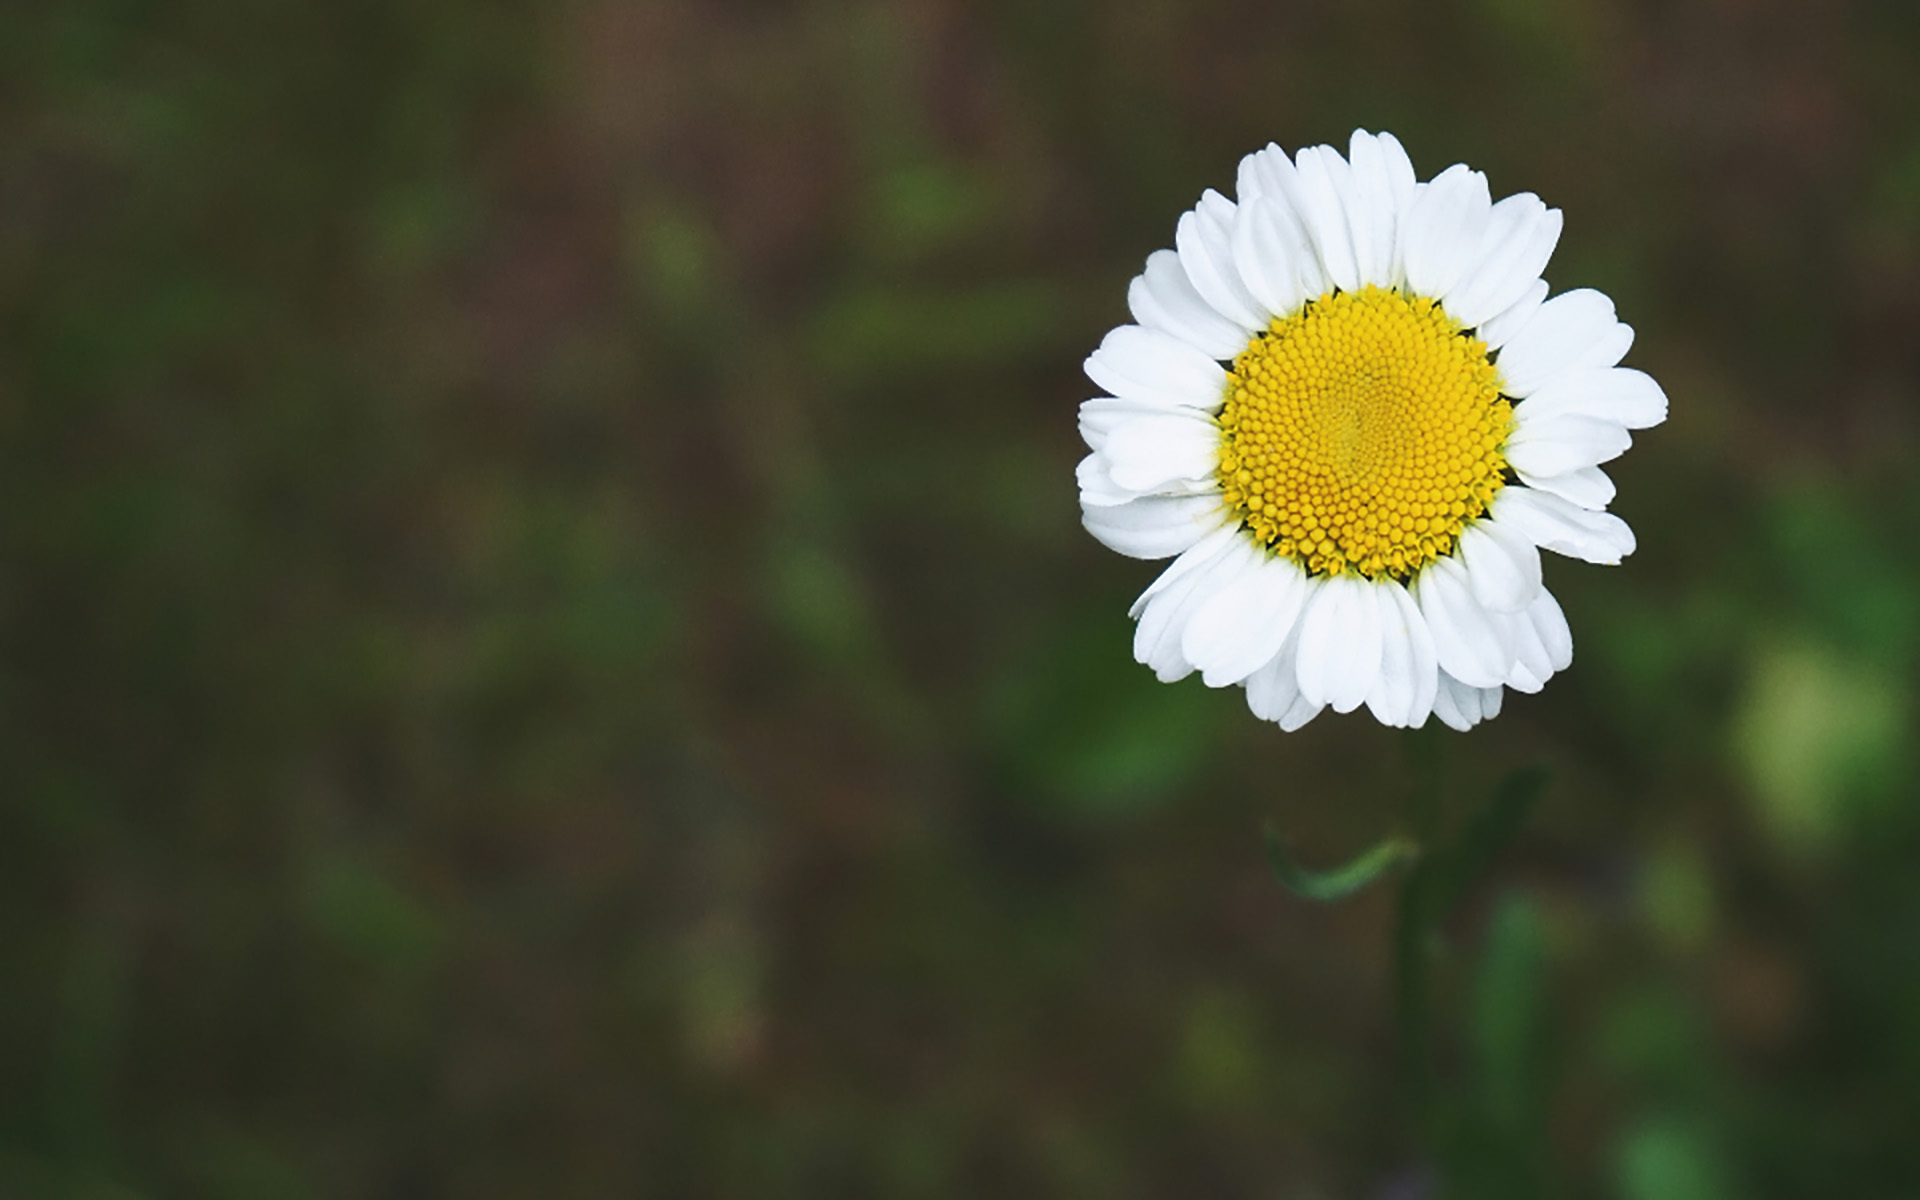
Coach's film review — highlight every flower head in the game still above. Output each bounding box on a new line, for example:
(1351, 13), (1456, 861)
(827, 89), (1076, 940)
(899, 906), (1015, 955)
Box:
(1078, 132), (1666, 731)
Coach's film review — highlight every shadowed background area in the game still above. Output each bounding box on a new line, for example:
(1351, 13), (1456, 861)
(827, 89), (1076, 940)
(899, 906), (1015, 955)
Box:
(4, 0), (1920, 1196)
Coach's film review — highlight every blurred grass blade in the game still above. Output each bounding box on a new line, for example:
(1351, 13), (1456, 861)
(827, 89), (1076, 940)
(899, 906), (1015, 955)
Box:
(1265, 827), (1419, 903)
(1445, 893), (1553, 1196)
(1473, 894), (1550, 1139)
(1433, 765), (1552, 919)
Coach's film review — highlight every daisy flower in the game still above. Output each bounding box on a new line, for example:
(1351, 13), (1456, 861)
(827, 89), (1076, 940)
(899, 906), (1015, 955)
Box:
(1077, 131), (1666, 731)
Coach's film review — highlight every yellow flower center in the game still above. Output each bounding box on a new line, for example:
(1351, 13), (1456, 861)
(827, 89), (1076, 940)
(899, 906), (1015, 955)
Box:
(1217, 286), (1513, 581)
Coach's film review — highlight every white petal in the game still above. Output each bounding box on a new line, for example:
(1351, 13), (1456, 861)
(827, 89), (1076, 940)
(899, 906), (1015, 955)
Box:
(1128, 249), (1253, 361)
(1383, 160), (1425, 287)
(1235, 143), (1292, 203)
(1495, 289), (1633, 397)
(1176, 191), (1268, 330)
(1504, 607), (1554, 693)
(1075, 451), (1135, 507)
(1294, 573), (1384, 714)
(1413, 556), (1512, 689)
(1242, 576), (1331, 735)
(1527, 588), (1574, 672)
(1430, 669), (1476, 731)
(1082, 492), (1228, 560)
(1285, 145), (1361, 294)
(1514, 464), (1616, 511)
(1516, 367), (1668, 430)
(1078, 465), (1212, 508)
(1505, 413), (1633, 476)
(1078, 397), (1173, 451)
(1478, 278), (1547, 351)
(1457, 518), (1543, 613)
(1234, 147), (1341, 302)
(1365, 580), (1440, 728)
(1347, 130), (1416, 289)
(1132, 534), (1259, 682)
(1102, 411), (1219, 492)
(1373, 132), (1419, 199)
(1232, 195), (1318, 319)
(1245, 621), (1300, 721)
(1129, 523), (1242, 617)
(1181, 552), (1312, 687)
(1443, 193), (1563, 330)
(1365, 598), (1415, 725)
(1084, 325), (1229, 411)
(1279, 692), (1326, 732)
(1493, 487), (1637, 564)
(1397, 581), (1441, 726)
(1402, 164), (1492, 302)
(1432, 670), (1505, 731)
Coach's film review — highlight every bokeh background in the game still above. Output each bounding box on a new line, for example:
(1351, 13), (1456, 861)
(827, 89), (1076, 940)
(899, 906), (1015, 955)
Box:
(5, 0), (1920, 1196)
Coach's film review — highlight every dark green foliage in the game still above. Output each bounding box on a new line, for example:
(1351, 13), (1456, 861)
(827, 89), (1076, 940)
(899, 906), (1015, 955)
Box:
(1266, 829), (1419, 903)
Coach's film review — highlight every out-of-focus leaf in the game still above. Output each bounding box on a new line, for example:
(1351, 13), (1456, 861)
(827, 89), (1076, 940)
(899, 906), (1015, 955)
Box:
(1175, 987), (1263, 1109)
(1265, 828), (1418, 903)
(629, 204), (724, 322)
(1599, 987), (1717, 1092)
(1639, 837), (1715, 952)
(1441, 893), (1554, 1199)
(765, 540), (882, 665)
(1617, 1114), (1735, 1200)
(873, 162), (996, 260)
(1471, 895), (1550, 1137)
(1732, 636), (1909, 852)
(303, 857), (442, 971)
(985, 611), (1233, 820)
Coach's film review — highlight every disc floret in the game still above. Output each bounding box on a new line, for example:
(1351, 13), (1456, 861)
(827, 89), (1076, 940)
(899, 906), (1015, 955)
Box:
(1217, 286), (1512, 581)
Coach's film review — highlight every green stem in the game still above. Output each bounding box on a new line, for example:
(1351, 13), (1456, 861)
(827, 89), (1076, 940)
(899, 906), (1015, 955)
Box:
(1394, 726), (1445, 1144)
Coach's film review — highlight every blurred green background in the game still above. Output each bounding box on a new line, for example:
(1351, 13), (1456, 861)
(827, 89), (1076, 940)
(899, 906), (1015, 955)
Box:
(4, 0), (1920, 1196)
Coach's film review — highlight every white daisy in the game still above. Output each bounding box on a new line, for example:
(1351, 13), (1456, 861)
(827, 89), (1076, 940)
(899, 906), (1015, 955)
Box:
(1078, 131), (1666, 732)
